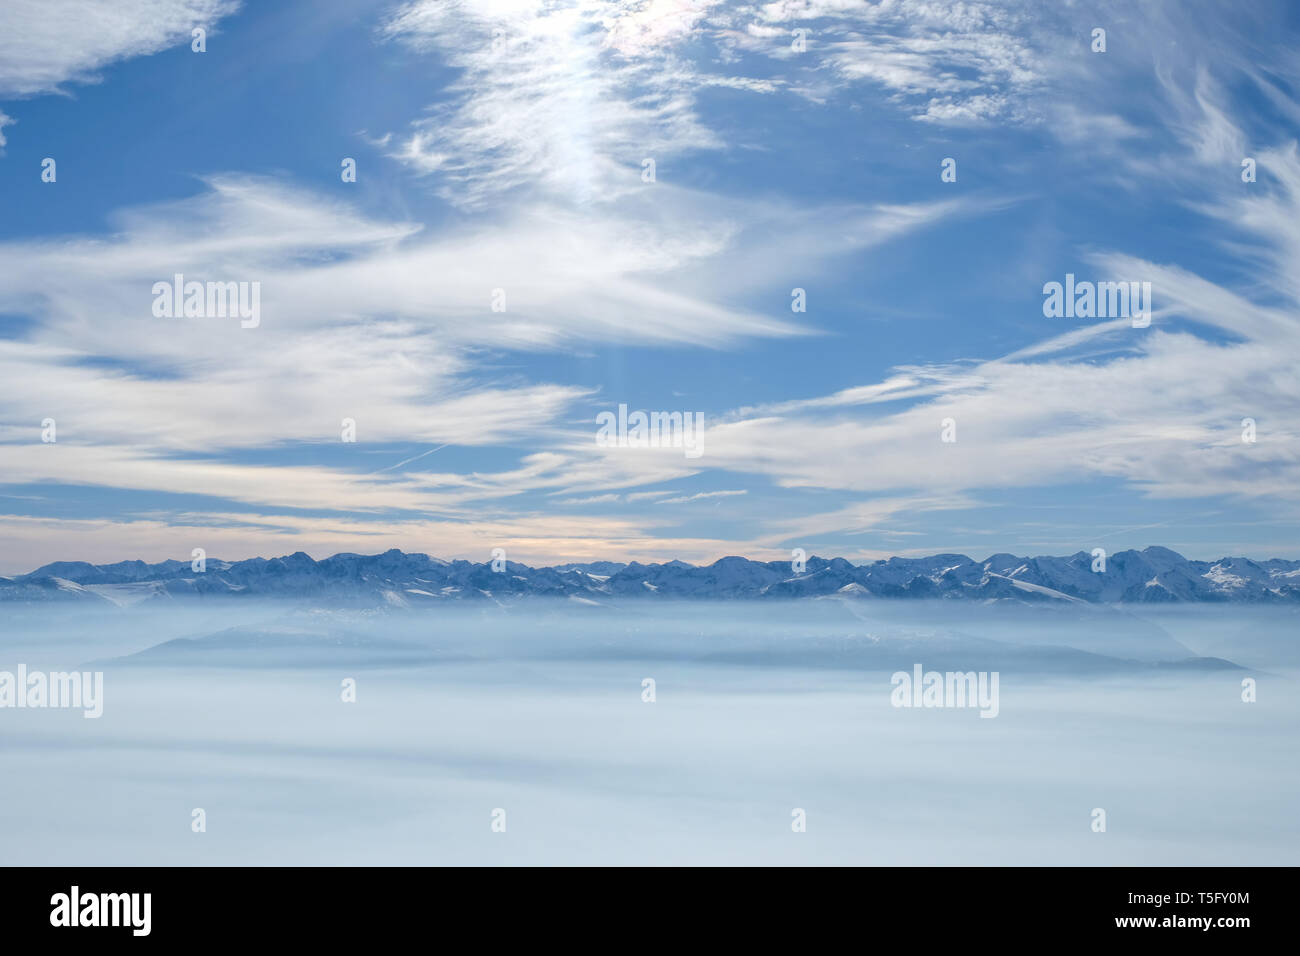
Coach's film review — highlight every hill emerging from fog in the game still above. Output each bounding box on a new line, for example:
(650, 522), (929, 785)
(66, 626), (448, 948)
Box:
(4, 546), (1300, 608)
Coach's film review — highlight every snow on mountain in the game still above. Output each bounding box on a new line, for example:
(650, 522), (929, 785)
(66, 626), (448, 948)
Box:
(7, 546), (1300, 607)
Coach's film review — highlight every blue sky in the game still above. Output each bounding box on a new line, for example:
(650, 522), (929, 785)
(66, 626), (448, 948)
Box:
(1, 0), (1299, 572)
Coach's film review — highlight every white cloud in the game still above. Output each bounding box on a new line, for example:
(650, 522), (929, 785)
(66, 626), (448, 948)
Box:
(656, 489), (747, 504)
(0, 172), (978, 533)
(0, 510), (760, 575)
(382, 0), (727, 207)
(730, 0), (1045, 125)
(0, 0), (239, 97)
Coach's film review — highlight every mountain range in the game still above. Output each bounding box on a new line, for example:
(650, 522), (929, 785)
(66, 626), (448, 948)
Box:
(4, 546), (1300, 608)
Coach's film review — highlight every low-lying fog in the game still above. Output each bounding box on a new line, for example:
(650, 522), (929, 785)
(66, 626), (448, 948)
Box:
(1, 598), (1295, 864)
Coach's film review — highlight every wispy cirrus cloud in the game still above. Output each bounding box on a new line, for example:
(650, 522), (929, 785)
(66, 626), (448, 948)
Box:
(719, 0), (1048, 125)
(3, 166), (963, 543)
(0, 0), (239, 96)
(381, 0), (730, 207)
(0, 509), (769, 575)
(656, 489), (747, 505)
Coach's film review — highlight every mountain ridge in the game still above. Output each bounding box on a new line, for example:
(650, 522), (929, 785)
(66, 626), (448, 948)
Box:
(5, 545), (1300, 607)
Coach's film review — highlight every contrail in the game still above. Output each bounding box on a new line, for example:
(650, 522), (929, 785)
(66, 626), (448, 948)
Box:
(367, 443), (450, 475)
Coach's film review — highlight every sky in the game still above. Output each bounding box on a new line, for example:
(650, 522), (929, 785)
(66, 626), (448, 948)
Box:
(1, 0), (1299, 573)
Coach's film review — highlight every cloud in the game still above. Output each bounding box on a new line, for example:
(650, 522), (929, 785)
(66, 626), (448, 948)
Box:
(382, 0), (728, 207)
(463, 34), (1300, 537)
(723, 0), (1047, 125)
(647, 73), (1300, 514)
(656, 489), (747, 504)
(0, 174), (821, 355)
(377, 0), (1054, 209)
(557, 493), (622, 505)
(0, 167), (965, 482)
(0, 0), (239, 97)
(0, 510), (769, 575)
(0, 172), (974, 541)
